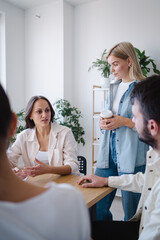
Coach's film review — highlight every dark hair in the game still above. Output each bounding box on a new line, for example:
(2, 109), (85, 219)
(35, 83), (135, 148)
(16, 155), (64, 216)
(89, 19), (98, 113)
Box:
(0, 84), (12, 139)
(25, 96), (55, 128)
(131, 75), (160, 123)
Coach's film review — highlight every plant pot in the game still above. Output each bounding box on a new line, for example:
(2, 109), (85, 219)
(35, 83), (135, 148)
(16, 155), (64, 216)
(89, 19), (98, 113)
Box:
(100, 78), (110, 88)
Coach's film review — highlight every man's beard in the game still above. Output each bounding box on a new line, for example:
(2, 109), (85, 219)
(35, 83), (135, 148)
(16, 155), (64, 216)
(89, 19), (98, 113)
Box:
(139, 124), (158, 149)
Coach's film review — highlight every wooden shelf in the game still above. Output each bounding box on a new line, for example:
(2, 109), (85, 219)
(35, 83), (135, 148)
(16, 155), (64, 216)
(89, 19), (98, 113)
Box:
(93, 87), (109, 91)
(92, 142), (100, 146)
(92, 85), (109, 173)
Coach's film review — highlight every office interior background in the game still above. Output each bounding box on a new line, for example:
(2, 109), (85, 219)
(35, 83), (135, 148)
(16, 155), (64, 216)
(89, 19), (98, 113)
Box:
(0, 0), (160, 174)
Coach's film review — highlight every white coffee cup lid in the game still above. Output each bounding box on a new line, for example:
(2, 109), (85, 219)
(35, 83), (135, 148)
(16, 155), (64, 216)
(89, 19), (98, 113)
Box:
(100, 110), (113, 118)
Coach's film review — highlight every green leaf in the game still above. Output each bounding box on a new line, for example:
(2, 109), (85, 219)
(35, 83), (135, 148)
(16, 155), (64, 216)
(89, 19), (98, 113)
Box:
(88, 49), (110, 78)
(134, 47), (160, 77)
(153, 69), (160, 74)
(142, 68), (148, 77)
(53, 99), (85, 146)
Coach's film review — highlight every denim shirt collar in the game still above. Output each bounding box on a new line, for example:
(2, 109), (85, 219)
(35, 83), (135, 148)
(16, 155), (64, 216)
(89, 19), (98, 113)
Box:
(109, 79), (138, 110)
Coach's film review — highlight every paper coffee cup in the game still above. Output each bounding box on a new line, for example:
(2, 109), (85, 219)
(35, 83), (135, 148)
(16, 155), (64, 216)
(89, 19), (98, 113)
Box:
(100, 110), (113, 118)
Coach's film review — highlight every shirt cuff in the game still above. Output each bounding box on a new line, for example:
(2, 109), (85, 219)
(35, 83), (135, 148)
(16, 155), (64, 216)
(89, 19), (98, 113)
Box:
(108, 176), (120, 188)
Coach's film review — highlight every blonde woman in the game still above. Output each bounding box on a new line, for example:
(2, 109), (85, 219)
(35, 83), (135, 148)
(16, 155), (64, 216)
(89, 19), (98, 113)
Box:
(95, 42), (149, 221)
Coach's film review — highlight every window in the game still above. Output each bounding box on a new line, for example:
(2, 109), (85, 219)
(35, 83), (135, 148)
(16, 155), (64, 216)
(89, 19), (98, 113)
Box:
(0, 12), (6, 89)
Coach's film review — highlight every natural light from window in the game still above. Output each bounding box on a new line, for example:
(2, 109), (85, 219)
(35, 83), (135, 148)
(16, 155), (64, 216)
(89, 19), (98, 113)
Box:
(0, 12), (6, 90)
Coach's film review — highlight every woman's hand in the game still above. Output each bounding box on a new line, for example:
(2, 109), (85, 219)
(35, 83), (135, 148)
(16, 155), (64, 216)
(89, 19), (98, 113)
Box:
(12, 167), (28, 180)
(77, 174), (108, 188)
(99, 115), (134, 130)
(23, 159), (50, 177)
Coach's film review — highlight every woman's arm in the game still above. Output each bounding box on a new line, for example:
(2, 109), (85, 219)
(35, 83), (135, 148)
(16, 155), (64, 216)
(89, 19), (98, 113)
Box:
(7, 133), (23, 168)
(49, 165), (71, 175)
(23, 159), (72, 177)
(61, 129), (79, 175)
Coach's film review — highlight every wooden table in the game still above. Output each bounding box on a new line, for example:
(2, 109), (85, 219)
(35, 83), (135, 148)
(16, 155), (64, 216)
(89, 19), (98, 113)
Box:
(27, 174), (114, 208)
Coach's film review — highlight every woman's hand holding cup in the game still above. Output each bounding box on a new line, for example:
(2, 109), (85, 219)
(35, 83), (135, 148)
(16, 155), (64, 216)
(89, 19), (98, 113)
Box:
(99, 110), (113, 130)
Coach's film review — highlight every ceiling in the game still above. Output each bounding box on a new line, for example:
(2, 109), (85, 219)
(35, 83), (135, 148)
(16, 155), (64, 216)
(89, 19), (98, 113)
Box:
(2, 0), (96, 9)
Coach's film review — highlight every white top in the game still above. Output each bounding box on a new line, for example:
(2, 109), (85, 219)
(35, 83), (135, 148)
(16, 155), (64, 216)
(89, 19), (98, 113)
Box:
(36, 151), (49, 165)
(108, 148), (160, 240)
(0, 182), (90, 240)
(112, 81), (132, 114)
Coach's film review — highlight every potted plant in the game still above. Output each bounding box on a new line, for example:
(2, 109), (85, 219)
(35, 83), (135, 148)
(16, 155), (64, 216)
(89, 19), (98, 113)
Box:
(9, 109), (25, 144)
(88, 49), (111, 88)
(53, 99), (85, 146)
(135, 47), (160, 77)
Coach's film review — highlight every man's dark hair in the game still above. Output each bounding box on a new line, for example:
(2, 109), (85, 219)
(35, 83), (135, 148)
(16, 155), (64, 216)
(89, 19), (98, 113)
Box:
(131, 75), (160, 124)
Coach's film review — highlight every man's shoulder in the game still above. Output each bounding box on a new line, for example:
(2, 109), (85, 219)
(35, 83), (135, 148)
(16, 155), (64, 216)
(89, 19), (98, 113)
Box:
(150, 178), (160, 199)
(147, 148), (160, 161)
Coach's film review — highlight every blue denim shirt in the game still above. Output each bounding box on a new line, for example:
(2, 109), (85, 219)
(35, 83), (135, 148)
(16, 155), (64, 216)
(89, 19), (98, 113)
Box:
(97, 80), (149, 173)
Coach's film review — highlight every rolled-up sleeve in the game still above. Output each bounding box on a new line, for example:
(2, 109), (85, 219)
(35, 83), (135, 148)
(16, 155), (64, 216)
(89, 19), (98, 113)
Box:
(7, 134), (22, 168)
(108, 172), (145, 193)
(63, 129), (79, 175)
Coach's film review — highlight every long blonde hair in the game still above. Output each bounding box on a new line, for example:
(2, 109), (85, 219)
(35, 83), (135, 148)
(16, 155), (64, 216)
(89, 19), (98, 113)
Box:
(107, 42), (145, 81)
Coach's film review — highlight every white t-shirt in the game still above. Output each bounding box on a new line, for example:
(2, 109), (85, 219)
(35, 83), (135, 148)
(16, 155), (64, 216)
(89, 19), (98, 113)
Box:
(0, 182), (90, 240)
(113, 81), (133, 114)
(36, 151), (49, 165)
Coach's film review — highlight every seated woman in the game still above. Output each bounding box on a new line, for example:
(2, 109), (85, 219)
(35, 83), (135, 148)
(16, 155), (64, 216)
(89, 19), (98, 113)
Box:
(0, 84), (90, 240)
(8, 96), (79, 178)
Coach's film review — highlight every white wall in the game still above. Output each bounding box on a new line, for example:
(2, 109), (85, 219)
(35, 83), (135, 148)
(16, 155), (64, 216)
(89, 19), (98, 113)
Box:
(73, 0), (160, 173)
(25, 0), (74, 105)
(0, 0), (25, 112)
(25, 0), (64, 105)
(63, 1), (74, 103)
(0, 11), (6, 89)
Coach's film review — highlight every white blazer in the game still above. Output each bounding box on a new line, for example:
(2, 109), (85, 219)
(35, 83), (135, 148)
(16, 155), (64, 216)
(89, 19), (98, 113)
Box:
(8, 122), (79, 175)
(108, 148), (160, 240)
